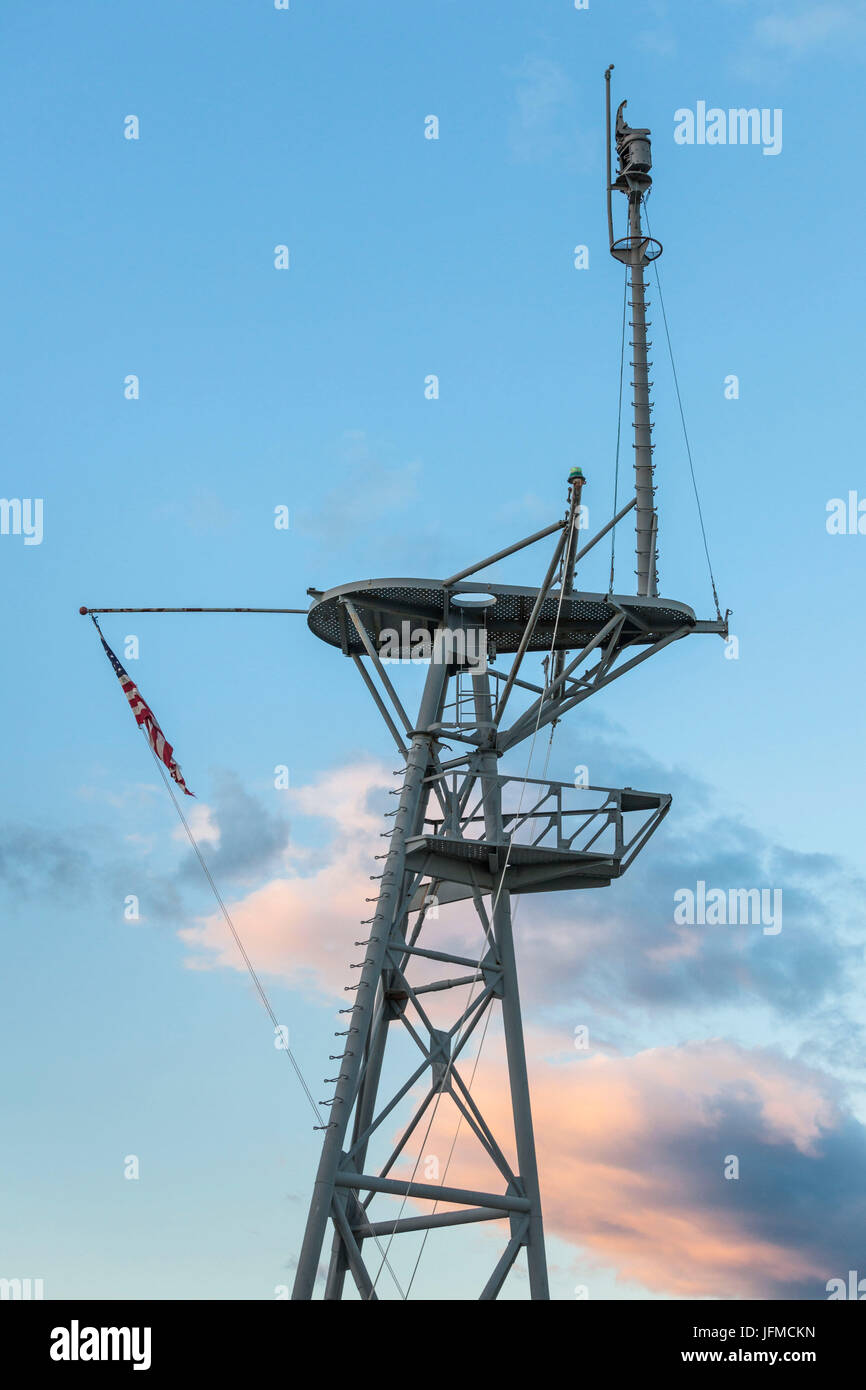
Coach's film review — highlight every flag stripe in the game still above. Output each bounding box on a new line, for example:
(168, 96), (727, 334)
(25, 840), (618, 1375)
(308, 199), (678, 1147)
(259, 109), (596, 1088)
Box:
(95, 627), (194, 796)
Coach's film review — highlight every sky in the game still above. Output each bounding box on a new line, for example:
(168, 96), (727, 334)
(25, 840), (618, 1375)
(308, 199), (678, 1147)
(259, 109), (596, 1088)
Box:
(2, 0), (865, 1302)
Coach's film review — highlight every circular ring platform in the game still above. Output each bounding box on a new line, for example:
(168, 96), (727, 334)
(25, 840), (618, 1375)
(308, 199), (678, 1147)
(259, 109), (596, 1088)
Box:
(306, 578), (696, 657)
(610, 234), (663, 264)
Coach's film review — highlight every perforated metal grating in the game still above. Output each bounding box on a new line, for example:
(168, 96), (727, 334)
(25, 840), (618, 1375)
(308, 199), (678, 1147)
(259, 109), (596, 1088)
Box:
(405, 835), (615, 868)
(307, 578), (696, 655)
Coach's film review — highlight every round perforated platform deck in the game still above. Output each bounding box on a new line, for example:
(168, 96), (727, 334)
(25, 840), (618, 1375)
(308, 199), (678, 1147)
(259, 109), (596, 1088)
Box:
(306, 578), (696, 656)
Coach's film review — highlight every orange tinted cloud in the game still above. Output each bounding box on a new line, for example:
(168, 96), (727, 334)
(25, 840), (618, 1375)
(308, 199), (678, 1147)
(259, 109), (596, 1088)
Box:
(179, 759), (393, 994)
(440, 1036), (841, 1297)
(177, 761), (851, 1299)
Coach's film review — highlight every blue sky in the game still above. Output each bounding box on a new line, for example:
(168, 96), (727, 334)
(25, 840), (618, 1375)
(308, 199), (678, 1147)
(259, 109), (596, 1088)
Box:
(2, 0), (865, 1300)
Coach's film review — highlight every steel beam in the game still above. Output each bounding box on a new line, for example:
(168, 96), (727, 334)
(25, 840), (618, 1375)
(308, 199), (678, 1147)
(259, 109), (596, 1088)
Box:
(473, 672), (550, 1298)
(333, 1170), (531, 1213)
(292, 653), (449, 1299)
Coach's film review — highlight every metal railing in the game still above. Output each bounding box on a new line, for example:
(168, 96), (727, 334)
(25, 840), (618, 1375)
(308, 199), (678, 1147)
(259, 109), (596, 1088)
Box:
(421, 773), (671, 874)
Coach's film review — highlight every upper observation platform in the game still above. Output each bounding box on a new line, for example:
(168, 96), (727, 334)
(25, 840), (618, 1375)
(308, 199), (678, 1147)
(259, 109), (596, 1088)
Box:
(306, 577), (699, 658)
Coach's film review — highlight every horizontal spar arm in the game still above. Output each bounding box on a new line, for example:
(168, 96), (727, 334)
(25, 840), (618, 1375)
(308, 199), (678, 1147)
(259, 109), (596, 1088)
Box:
(79, 606), (309, 615)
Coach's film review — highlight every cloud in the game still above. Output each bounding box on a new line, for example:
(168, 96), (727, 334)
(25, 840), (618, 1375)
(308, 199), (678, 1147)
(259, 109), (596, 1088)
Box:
(480, 722), (865, 1036)
(507, 58), (572, 163)
(637, 0), (865, 65)
(294, 432), (422, 545)
(0, 816), (191, 925)
(178, 760), (392, 993)
(0, 825), (91, 898)
(154, 488), (237, 534)
(720, 0), (866, 75)
(753, 2), (866, 54)
(516, 1039), (863, 1297)
(635, 30), (677, 58)
(505, 57), (595, 169)
(493, 491), (552, 528)
(633, 0), (679, 57)
(171, 802), (220, 848)
(176, 735), (864, 1046)
(395, 1034), (864, 1298)
(164, 749), (866, 1297)
(511, 807), (856, 1022)
(175, 772), (288, 885)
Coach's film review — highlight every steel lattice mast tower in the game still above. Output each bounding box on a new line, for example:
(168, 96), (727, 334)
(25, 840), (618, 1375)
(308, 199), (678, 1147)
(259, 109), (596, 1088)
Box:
(291, 72), (726, 1301)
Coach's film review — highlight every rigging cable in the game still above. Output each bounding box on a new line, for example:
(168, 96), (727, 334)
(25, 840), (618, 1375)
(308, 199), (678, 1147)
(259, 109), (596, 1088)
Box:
(85, 608), (324, 1125)
(609, 259), (629, 594)
(642, 200), (723, 620)
(148, 744), (409, 1300)
(146, 742), (326, 1128)
(86, 607), (329, 1129)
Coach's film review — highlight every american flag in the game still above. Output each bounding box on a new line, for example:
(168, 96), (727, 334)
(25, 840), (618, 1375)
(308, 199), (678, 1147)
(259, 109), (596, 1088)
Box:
(93, 620), (194, 797)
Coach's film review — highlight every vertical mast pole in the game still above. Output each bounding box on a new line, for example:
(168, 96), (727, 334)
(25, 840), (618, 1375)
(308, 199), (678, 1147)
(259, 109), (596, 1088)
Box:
(627, 196), (658, 597)
(607, 77), (660, 598)
(604, 65), (615, 250)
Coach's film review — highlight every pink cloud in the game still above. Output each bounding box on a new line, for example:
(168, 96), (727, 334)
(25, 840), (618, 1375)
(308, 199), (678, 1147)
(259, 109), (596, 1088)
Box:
(178, 759), (394, 995)
(175, 759), (849, 1299)
(428, 1036), (841, 1297)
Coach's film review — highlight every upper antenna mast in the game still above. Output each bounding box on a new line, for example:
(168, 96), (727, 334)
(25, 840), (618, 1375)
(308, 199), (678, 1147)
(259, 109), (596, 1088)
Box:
(605, 66), (662, 598)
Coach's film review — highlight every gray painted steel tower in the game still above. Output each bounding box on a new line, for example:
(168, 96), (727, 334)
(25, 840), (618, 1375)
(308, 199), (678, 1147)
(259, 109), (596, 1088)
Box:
(291, 71), (726, 1301)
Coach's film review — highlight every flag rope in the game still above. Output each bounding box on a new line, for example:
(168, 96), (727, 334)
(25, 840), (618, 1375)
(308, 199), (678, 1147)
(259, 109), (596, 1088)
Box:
(145, 740), (327, 1128)
(87, 618), (415, 1297)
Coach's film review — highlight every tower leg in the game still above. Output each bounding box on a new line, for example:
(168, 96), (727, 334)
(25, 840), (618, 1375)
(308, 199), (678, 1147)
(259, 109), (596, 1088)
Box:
(488, 884), (549, 1298)
(322, 998), (390, 1298)
(292, 655), (448, 1300)
(474, 673), (549, 1298)
(294, 654), (551, 1300)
